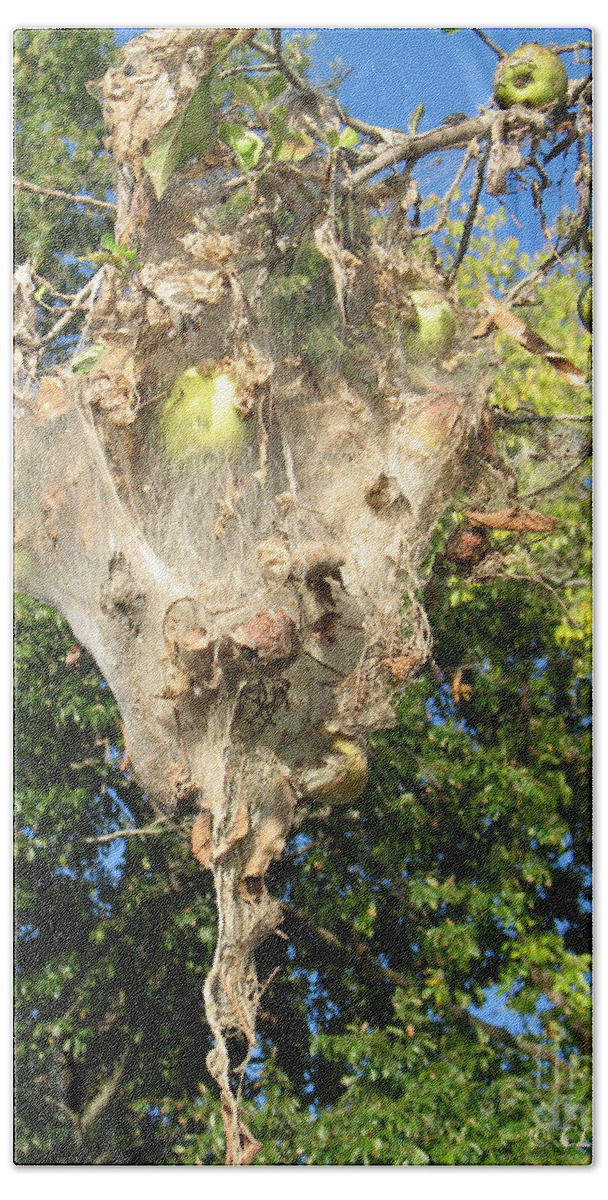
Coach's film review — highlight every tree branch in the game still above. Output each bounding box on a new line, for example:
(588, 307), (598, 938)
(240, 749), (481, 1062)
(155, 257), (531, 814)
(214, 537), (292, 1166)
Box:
(79, 1050), (129, 1136)
(343, 112), (498, 192)
(448, 141), (490, 282)
(14, 178), (117, 211)
(83, 820), (169, 844)
(472, 29), (505, 59)
(39, 272), (101, 346)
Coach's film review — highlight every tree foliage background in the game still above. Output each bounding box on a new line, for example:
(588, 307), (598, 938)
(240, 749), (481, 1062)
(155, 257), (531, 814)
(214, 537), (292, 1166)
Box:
(14, 27), (591, 1165)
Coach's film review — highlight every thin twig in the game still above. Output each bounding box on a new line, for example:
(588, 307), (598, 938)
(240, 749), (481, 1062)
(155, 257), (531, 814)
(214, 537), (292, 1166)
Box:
(14, 178), (116, 211)
(344, 112), (497, 192)
(550, 42), (593, 54)
(472, 29), (505, 59)
(448, 142), (491, 282)
(413, 139), (479, 241)
(83, 821), (168, 844)
(505, 226), (582, 306)
(40, 272), (101, 346)
(251, 30), (313, 95)
(494, 570), (584, 629)
(492, 408), (590, 427)
(519, 447), (591, 501)
(336, 101), (402, 143)
(32, 272), (81, 302)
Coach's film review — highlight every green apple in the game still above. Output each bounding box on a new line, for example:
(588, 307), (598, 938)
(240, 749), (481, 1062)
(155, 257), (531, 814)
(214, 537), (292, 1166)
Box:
(493, 43), (568, 110)
(307, 737), (369, 806)
(160, 368), (251, 462)
(577, 283), (592, 332)
(403, 289), (458, 361)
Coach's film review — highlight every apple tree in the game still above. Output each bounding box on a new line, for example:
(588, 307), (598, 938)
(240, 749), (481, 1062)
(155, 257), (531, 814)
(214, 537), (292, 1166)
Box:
(14, 27), (591, 1164)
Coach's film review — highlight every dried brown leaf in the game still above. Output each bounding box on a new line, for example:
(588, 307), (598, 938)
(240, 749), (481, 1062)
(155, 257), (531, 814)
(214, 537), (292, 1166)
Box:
(466, 507), (556, 533)
(481, 291), (587, 386)
(382, 653), (423, 683)
(451, 667), (473, 704)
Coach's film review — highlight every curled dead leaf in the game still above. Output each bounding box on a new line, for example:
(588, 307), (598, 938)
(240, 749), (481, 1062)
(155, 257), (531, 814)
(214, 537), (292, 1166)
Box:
(466, 507), (556, 533)
(382, 653), (422, 684)
(451, 667), (473, 705)
(480, 291), (587, 386)
(64, 645), (83, 669)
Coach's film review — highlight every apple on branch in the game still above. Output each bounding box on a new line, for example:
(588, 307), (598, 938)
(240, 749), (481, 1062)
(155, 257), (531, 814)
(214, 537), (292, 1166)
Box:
(493, 43), (568, 110)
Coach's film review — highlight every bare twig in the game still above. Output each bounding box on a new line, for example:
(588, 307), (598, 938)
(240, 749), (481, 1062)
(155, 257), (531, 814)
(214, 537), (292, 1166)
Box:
(550, 42), (593, 55)
(39, 272), (101, 346)
(492, 408), (590, 427)
(14, 178), (116, 211)
(448, 141), (491, 282)
(336, 101), (402, 144)
(83, 820), (168, 844)
(249, 31), (313, 95)
(32, 272), (82, 302)
(519, 447), (591, 501)
(505, 225), (584, 306)
(344, 112), (497, 192)
(472, 29), (505, 59)
(413, 138), (480, 241)
(494, 570), (585, 629)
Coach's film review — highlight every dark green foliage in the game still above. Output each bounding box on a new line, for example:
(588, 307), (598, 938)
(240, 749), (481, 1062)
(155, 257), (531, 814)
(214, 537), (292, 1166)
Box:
(13, 29), (118, 294)
(14, 599), (219, 1164)
(14, 563), (591, 1163)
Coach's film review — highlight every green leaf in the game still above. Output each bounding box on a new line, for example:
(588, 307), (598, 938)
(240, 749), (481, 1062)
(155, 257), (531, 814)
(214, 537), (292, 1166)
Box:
(273, 128), (315, 162)
(100, 234), (136, 263)
(265, 71), (288, 102)
(231, 75), (266, 113)
(336, 126), (359, 149)
(218, 123), (264, 171)
(71, 344), (104, 374)
(409, 103), (425, 134)
(325, 126), (359, 150)
(143, 72), (216, 200)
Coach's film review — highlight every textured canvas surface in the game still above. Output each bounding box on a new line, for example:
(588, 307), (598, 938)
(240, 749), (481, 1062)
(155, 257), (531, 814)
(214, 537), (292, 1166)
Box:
(14, 28), (592, 1166)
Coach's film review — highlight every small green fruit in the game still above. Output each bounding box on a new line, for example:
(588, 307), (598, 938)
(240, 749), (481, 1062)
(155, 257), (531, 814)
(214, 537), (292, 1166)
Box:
(493, 43), (568, 110)
(577, 283), (592, 332)
(404, 290), (458, 361)
(160, 368), (250, 462)
(307, 737), (368, 806)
